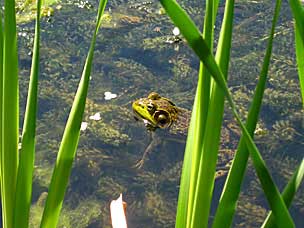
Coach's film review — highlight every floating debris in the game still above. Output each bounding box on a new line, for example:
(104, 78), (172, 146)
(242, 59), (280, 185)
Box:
(76, 0), (93, 9)
(80, 122), (88, 131)
(172, 27), (180, 36)
(89, 112), (101, 121)
(158, 7), (166, 15)
(56, 5), (62, 10)
(104, 91), (118, 100)
(110, 194), (128, 228)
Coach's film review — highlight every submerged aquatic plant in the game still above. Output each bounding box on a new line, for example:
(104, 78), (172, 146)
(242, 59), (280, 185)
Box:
(157, 0), (304, 227)
(0, 0), (108, 227)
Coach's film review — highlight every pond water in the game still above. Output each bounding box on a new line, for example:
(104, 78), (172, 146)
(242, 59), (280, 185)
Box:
(16, 0), (304, 227)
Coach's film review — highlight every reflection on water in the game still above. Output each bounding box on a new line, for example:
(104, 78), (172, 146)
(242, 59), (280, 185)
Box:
(16, 0), (304, 227)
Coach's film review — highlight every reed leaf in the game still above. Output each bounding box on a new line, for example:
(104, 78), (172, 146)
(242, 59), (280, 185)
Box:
(185, 0), (217, 227)
(13, 0), (41, 227)
(213, 0), (282, 226)
(175, 2), (212, 227)
(0, 9), (3, 187)
(177, 0), (221, 226)
(190, 0), (234, 227)
(159, 0), (294, 227)
(1, 0), (19, 226)
(262, 159), (304, 228)
(295, 25), (304, 107)
(288, 0), (304, 47)
(176, 94), (197, 228)
(40, 0), (108, 227)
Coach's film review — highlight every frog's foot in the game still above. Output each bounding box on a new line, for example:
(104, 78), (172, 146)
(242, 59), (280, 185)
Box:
(133, 132), (161, 169)
(215, 169), (228, 179)
(133, 159), (145, 169)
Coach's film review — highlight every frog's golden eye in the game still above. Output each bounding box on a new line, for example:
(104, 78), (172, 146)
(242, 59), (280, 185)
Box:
(147, 102), (156, 113)
(157, 114), (168, 125)
(154, 111), (171, 128)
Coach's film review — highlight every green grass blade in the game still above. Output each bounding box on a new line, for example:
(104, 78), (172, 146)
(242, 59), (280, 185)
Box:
(1, 0), (19, 226)
(176, 1), (221, 226)
(190, 0), (234, 227)
(185, 68), (207, 228)
(262, 159), (304, 228)
(185, 0), (217, 227)
(0, 9), (3, 183)
(288, 0), (304, 47)
(295, 24), (304, 107)
(212, 0), (282, 227)
(177, 1), (222, 226)
(190, 86), (224, 228)
(176, 93), (198, 228)
(0, 12), (3, 222)
(40, 0), (108, 227)
(159, 0), (294, 227)
(13, 0), (42, 227)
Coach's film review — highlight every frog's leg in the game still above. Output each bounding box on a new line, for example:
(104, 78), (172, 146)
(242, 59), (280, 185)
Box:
(134, 132), (161, 168)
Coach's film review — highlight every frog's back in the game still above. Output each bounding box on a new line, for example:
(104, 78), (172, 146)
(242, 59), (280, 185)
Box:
(169, 107), (190, 136)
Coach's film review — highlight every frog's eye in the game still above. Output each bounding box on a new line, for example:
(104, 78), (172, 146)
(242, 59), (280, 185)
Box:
(154, 111), (171, 128)
(147, 102), (156, 113)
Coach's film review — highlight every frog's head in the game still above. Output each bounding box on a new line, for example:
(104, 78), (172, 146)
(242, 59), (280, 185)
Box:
(132, 92), (178, 130)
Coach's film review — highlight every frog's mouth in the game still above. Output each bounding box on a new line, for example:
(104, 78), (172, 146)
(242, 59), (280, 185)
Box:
(133, 109), (157, 128)
(132, 100), (158, 126)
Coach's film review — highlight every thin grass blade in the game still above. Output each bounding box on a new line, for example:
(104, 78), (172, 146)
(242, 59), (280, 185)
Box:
(185, 0), (218, 227)
(212, 0), (282, 227)
(159, 0), (294, 227)
(190, 0), (234, 227)
(288, 0), (304, 47)
(177, 1), (222, 226)
(13, 0), (42, 227)
(0, 9), (3, 185)
(262, 159), (304, 228)
(1, 0), (19, 226)
(175, 94), (197, 228)
(40, 0), (108, 227)
(295, 25), (304, 108)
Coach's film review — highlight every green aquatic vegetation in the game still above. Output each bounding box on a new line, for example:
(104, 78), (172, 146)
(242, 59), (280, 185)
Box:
(235, 192), (268, 227)
(82, 101), (131, 146)
(100, 11), (144, 28)
(59, 199), (102, 228)
(145, 191), (176, 227)
(30, 195), (102, 228)
(264, 87), (302, 116)
(92, 57), (160, 100)
(272, 120), (301, 141)
(142, 35), (177, 50)
(16, 0), (60, 23)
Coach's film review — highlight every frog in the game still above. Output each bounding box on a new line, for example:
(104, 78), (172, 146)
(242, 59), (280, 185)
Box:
(132, 92), (237, 178)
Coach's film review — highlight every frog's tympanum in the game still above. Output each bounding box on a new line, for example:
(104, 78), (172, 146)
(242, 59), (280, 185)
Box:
(132, 92), (236, 178)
